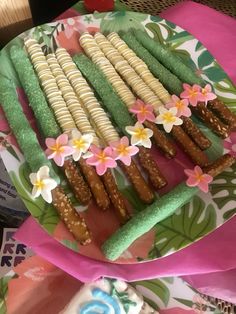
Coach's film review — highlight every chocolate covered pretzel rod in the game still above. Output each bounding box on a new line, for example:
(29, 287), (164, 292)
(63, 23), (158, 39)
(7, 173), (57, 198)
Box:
(208, 98), (236, 130)
(130, 31), (235, 135)
(0, 76), (90, 244)
(79, 32), (176, 158)
(24, 38), (110, 211)
(10, 44), (92, 205)
(73, 53), (167, 190)
(46, 52), (129, 222)
(56, 48), (155, 202)
(93, 33), (209, 166)
(120, 32), (211, 151)
(103, 153), (236, 260)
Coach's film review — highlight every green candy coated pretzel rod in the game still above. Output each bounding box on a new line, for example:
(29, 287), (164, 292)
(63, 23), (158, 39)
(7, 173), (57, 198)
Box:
(10, 45), (61, 138)
(133, 30), (205, 87)
(0, 76), (59, 181)
(121, 32), (184, 95)
(103, 182), (198, 260)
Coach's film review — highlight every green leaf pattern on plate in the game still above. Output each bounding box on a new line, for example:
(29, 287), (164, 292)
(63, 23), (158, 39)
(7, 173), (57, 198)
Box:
(149, 196), (217, 257)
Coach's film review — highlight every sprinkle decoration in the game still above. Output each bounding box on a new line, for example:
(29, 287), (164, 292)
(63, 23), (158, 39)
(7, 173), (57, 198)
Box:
(68, 129), (93, 162)
(129, 99), (156, 123)
(85, 144), (117, 176)
(45, 134), (74, 167)
(29, 166), (57, 203)
(155, 107), (183, 133)
(223, 133), (236, 158)
(184, 165), (213, 193)
(166, 95), (191, 117)
(125, 122), (153, 148)
(109, 136), (139, 166)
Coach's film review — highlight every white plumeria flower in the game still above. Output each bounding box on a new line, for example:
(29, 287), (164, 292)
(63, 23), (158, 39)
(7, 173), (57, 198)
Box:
(29, 166), (57, 203)
(69, 129), (93, 161)
(125, 122), (153, 148)
(155, 107), (183, 133)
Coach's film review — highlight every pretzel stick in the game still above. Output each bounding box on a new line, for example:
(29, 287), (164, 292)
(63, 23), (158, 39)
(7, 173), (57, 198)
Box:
(208, 98), (236, 130)
(103, 153), (236, 260)
(0, 76), (91, 244)
(10, 44), (91, 205)
(56, 48), (154, 202)
(24, 38), (110, 211)
(73, 53), (166, 191)
(119, 32), (211, 150)
(191, 103), (229, 139)
(79, 32), (176, 158)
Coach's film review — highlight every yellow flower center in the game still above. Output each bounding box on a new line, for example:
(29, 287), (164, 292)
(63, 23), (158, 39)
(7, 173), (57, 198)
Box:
(117, 144), (128, 156)
(189, 89), (198, 97)
(135, 128), (148, 140)
(35, 180), (45, 189)
(201, 88), (207, 96)
(73, 138), (85, 149)
(175, 100), (184, 109)
(196, 173), (203, 181)
(162, 112), (176, 123)
(50, 143), (64, 153)
(98, 151), (107, 163)
(140, 105), (148, 114)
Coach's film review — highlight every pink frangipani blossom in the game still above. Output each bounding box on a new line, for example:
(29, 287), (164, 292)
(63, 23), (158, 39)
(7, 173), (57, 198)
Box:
(198, 84), (217, 105)
(166, 95), (191, 117)
(109, 136), (139, 166)
(184, 165), (213, 193)
(85, 144), (117, 175)
(45, 134), (74, 167)
(180, 83), (201, 107)
(129, 99), (156, 123)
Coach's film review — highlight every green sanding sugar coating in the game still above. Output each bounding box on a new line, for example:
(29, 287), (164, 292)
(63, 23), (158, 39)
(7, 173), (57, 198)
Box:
(73, 54), (135, 135)
(0, 77), (60, 183)
(133, 30), (205, 88)
(102, 182), (198, 261)
(10, 45), (61, 138)
(121, 32), (183, 95)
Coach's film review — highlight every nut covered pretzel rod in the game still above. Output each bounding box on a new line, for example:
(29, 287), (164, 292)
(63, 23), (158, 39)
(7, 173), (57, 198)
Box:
(24, 38), (110, 211)
(9, 45), (91, 205)
(46, 53), (129, 223)
(129, 30), (234, 136)
(73, 53), (167, 190)
(79, 32), (176, 159)
(93, 33), (209, 167)
(118, 32), (211, 151)
(56, 48), (155, 202)
(208, 98), (236, 130)
(0, 76), (91, 244)
(103, 153), (236, 261)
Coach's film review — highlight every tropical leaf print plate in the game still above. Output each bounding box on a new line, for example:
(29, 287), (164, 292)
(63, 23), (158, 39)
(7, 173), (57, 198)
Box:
(0, 11), (235, 264)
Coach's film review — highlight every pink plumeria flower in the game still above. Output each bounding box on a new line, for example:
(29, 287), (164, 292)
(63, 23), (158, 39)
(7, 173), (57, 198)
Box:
(180, 83), (201, 106)
(166, 95), (191, 117)
(129, 99), (156, 123)
(155, 107), (183, 133)
(125, 122), (153, 148)
(184, 165), (213, 193)
(109, 136), (139, 166)
(45, 134), (74, 167)
(85, 144), (117, 176)
(223, 132), (236, 158)
(198, 84), (217, 105)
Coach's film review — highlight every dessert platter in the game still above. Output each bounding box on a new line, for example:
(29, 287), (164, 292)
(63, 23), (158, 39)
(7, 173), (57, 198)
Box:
(0, 11), (236, 263)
